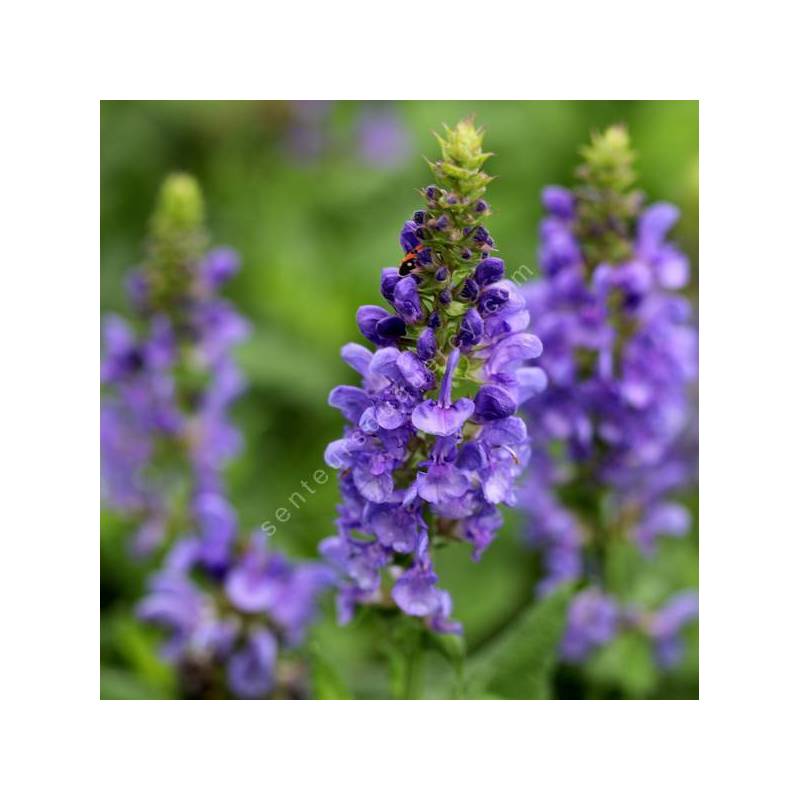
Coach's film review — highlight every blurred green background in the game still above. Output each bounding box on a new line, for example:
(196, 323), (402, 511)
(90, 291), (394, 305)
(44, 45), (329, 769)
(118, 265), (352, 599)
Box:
(101, 100), (698, 699)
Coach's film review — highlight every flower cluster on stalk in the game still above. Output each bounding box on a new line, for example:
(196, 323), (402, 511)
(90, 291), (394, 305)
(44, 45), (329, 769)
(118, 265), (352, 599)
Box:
(101, 174), (249, 555)
(138, 508), (331, 698)
(519, 127), (698, 661)
(321, 120), (545, 632)
(103, 175), (331, 698)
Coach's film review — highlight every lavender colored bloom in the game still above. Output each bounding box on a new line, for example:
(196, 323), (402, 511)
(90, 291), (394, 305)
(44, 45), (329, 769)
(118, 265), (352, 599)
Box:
(561, 589), (619, 662)
(101, 175), (249, 556)
(519, 128), (697, 667)
(320, 121), (542, 632)
(139, 529), (331, 698)
(108, 175), (332, 699)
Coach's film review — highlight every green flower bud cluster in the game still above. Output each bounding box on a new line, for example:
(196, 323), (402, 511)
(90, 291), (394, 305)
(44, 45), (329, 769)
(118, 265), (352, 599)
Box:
(146, 173), (209, 313)
(574, 125), (642, 269)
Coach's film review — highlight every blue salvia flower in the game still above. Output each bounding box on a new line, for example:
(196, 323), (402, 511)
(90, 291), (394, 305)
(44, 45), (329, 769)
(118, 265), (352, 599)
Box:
(320, 120), (544, 631)
(105, 176), (332, 698)
(101, 175), (249, 555)
(519, 127), (697, 664)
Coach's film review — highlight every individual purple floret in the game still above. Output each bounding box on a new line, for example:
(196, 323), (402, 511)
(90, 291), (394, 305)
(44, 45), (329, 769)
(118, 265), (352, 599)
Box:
(101, 175), (249, 556)
(320, 121), (543, 633)
(519, 127), (697, 667)
(561, 589), (619, 663)
(640, 590), (699, 667)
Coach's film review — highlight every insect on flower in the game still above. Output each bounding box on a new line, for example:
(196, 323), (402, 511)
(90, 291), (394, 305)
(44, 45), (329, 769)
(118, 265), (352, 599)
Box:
(398, 243), (426, 276)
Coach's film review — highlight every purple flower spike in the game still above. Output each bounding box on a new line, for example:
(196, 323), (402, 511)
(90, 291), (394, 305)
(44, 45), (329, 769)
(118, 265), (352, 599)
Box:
(322, 121), (542, 632)
(520, 128), (697, 642)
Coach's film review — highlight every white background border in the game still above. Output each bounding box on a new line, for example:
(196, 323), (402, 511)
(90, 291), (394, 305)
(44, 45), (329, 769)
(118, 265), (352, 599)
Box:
(3, 1), (799, 797)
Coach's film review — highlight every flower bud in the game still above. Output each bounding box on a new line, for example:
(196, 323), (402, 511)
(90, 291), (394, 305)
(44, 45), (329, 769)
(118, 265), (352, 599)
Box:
(473, 384), (517, 422)
(475, 256), (505, 286)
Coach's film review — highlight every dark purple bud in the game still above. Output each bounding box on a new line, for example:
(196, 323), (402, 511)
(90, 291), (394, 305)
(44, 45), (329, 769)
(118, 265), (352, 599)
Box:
(456, 308), (484, 347)
(475, 256), (505, 286)
(461, 248), (472, 261)
(460, 279), (479, 301)
(413, 210), (426, 224)
(456, 441), (488, 471)
(473, 384), (517, 422)
(473, 225), (490, 244)
(356, 305), (390, 345)
(446, 193), (459, 205)
(417, 327), (437, 361)
(392, 276), (423, 323)
(416, 227), (429, 240)
(425, 185), (439, 201)
(428, 312), (441, 329)
(477, 286), (509, 316)
(376, 315), (407, 340)
(380, 267), (401, 302)
(400, 221), (419, 252)
(438, 290), (452, 306)
(435, 215), (449, 230)
(435, 267), (448, 282)
(474, 198), (489, 214)
(417, 247), (433, 266)
(541, 186), (575, 219)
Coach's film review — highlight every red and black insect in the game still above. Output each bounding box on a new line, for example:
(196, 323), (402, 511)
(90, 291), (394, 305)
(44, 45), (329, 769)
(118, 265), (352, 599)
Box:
(398, 243), (425, 276)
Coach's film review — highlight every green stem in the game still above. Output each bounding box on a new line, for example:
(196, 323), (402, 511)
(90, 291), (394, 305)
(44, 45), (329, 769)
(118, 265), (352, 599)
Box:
(403, 644), (423, 700)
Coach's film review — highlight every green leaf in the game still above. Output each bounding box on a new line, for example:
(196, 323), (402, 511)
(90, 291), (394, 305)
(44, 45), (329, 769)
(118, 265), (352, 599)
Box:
(310, 645), (353, 700)
(100, 667), (171, 700)
(586, 631), (658, 698)
(111, 616), (176, 694)
(465, 583), (574, 699)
